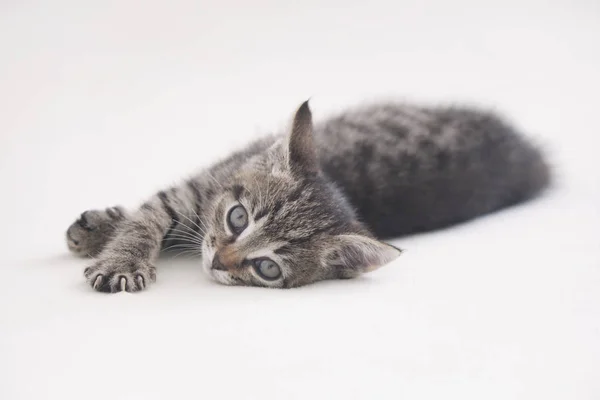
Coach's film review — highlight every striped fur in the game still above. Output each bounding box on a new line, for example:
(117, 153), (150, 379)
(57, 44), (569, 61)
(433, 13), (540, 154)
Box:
(66, 101), (550, 292)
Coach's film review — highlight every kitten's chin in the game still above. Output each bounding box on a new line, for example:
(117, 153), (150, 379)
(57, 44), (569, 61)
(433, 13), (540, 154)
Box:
(210, 270), (236, 286)
(201, 240), (216, 276)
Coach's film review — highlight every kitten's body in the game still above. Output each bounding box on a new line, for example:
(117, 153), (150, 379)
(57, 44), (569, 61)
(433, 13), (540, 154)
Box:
(66, 102), (549, 291)
(318, 104), (548, 237)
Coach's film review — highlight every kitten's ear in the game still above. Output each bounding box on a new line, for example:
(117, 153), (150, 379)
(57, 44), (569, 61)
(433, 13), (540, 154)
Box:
(323, 234), (403, 278)
(288, 100), (318, 176)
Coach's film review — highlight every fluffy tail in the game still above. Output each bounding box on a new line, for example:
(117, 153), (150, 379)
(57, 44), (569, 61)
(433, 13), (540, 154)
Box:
(317, 104), (552, 237)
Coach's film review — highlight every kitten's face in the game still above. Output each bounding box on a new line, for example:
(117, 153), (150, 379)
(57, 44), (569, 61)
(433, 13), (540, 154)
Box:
(201, 102), (402, 288)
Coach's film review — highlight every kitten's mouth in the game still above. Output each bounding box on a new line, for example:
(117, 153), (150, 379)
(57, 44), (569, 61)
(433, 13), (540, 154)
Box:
(200, 249), (234, 285)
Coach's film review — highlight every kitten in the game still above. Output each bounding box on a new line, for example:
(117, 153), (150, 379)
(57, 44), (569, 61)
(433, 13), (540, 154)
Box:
(66, 101), (549, 291)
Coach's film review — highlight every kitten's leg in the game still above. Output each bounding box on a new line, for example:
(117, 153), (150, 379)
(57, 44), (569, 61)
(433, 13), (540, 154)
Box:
(66, 207), (127, 257)
(83, 180), (206, 293)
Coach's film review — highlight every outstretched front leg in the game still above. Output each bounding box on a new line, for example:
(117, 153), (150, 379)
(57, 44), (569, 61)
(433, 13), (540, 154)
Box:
(69, 177), (210, 293)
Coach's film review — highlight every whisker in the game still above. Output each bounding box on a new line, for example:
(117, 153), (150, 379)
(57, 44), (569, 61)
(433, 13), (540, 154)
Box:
(175, 220), (207, 237)
(161, 243), (198, 252)
(172, 209), (206, 236)
(162, 233), (203, 247)
(163, 230), (202, 241)
(162, 234), (204, 246)
(190, 208), (210, 232)
(162, 243), (202, 253)
(164, 226), (204, 242)
(167, 225), (204, 237)
(174, 247), (203, 256)
(173, 249), (203, 259)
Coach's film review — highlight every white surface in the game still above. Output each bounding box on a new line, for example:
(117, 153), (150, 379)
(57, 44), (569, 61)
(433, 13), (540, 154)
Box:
(1, 0), (599, 399)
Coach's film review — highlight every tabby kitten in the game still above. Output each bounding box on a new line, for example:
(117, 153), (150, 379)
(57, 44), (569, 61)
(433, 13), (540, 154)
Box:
(66, 101), (549, 291)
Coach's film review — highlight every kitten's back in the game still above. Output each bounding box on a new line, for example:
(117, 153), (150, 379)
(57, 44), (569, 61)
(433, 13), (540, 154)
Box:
(314, 103), (550, 237)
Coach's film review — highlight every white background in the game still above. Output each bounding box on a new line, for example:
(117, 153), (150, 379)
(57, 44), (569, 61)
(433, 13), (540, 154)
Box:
(1, 0), (599, 399)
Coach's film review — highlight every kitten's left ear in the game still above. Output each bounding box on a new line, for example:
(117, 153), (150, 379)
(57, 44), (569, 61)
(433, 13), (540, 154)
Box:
(323, 234), (403, 278)
(288, 100), (318, 176)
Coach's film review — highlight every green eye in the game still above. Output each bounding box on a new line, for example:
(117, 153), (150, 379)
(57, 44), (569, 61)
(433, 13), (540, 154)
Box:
(227, 205), (248, 234)
(253, 258), (281, 280)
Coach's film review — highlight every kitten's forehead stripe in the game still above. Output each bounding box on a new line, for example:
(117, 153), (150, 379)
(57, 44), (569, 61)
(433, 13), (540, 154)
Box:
(271, 200), (284, 215)
(232, 184), (245, 200)
(273, 245), (293, 256)
(254, 208), (268, 221)
(186, 180), (203, 203)
(141, 202), (155, 211)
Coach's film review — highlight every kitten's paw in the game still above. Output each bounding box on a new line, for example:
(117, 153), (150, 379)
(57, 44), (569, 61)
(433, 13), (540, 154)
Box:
(66, 207), (126, 257)
(84, 256), (157, 293)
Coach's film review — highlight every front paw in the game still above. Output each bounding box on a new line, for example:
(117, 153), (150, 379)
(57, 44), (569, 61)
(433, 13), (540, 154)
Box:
(84, 255), (157, 293)
(66, 207), (126, 257)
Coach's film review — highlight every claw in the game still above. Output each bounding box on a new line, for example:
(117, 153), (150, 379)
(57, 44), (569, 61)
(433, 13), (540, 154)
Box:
(106, 207), (123, 220)
(93, 275), (103, 289)
(136, 275), (145, 290)
(120, 277), (127, 292)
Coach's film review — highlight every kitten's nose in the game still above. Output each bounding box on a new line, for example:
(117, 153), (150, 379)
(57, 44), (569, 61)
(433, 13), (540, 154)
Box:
(214, 246), (243, 270)
(211, 256), (228, 271)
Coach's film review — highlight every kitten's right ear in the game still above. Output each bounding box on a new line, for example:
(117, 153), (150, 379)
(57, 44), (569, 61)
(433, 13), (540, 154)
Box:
(322, 234), (403, 279)
(288, 101), (319, 176)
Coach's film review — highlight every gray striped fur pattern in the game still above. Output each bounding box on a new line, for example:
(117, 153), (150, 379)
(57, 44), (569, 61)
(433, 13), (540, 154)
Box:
(66, 101), (550, 292)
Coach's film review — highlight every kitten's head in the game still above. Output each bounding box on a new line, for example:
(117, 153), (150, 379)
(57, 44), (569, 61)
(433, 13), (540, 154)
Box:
(201, 102), (402, 287)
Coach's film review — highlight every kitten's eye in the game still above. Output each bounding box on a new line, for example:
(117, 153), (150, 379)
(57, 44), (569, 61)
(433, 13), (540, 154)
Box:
(227, 205), (248, 234)
(253, 258), (281, 280)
